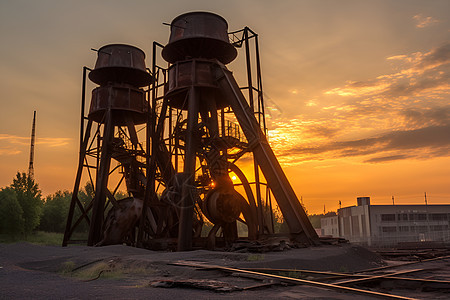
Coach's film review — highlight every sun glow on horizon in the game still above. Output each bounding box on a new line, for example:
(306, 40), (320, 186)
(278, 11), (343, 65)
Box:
(0, 1), (449, 214)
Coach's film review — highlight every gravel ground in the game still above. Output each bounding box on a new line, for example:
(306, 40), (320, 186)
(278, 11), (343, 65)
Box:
(0, 242), (398, 299)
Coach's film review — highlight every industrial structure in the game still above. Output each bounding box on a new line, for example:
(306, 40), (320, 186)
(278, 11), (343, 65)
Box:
(28, 111), (36, 179)
(321, 197), (450, 246)
(63, 12), (318, 250)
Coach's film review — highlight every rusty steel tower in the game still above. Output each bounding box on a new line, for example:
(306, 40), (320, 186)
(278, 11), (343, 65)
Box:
(142, 12), (318, 250)
(63, 44), (153, 246)
(64, 12), (318, 250)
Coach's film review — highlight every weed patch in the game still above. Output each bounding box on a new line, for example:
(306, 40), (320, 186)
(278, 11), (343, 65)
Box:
(247, 254), (265, 261)
(0, 231), (63, 245)
(63, 259), (156, 281)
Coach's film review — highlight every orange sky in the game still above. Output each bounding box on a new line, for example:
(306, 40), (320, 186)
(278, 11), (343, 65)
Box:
(1, 0), (449, 214)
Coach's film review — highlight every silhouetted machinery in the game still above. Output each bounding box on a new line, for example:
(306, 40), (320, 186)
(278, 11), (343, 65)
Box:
(63, 44), (152, 246)
(63, 12), (318, 250)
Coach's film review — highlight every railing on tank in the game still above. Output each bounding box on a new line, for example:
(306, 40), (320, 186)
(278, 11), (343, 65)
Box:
(228, 26), (274, 233)
(228, 27), (267, 136)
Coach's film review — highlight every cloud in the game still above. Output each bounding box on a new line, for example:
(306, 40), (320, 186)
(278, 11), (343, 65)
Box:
(0, 134), (30, 146)
(413, 14), (439, 28)
(280, 124), (450, 162)
(325, 80), (389, 97)
(419, 42), (450, 69)
(318, 43), (450, 136)
(305, 99), (318, 107)
(267, 43), (450, 167)
(401, 106), (450, 127)
(382, 125), (450, 149)
(37, 137), (71, 147)
(304, 125), (340, 138)
(0, 134), (71, 156)
(387, 55), (409, 61)
(0, 148), (22, 156)
(364, 155), (410, 163)
(325, 43), (450, 99)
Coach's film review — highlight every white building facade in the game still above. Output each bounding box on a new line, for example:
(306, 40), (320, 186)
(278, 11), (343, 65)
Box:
(321, 197), (450, 246)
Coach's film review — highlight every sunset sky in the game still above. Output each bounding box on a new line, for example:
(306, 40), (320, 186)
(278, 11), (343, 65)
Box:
(1, 0), (449, 214)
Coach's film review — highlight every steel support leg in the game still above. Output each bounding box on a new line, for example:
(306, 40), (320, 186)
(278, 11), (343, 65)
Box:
(88, 109), (114, 246)
(214, 65), (318, 244)
(177, 86), (199, 251)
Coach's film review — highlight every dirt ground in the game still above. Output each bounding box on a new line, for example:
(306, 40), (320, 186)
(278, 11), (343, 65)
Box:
(0, 242), (448, 299)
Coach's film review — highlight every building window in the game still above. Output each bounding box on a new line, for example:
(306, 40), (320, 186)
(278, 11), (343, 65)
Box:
(382, 226), (397, 233)
(397, 213), (408, 221)
(431, 225), (449, 231)
(409, 213), (427, 221)
(430, 214), (447, 221)
(412, 226), (428, 232)
(381, 214), (396, 222)
(399, 226), (409, 232)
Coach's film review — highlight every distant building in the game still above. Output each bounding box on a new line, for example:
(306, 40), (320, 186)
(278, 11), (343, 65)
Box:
(321, 197), (450, 246)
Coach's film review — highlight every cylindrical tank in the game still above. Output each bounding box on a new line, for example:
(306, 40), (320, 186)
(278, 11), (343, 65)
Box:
(89, 44), (153, 87)
(162, 12), (237, 64)
(164, 59), (228, 110)
(88, 84), (147, 125)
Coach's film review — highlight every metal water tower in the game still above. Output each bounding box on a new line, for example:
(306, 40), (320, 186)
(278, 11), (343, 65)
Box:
(64, 12), (318, 250)
(143, 12), (318, 251)
(63, 44), (153, 246)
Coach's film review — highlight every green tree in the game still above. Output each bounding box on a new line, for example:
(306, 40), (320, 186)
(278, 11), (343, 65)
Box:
(40, 190), (72, 233)
(0, 187), (25, 237)
(78, 181), (94, 206)
(10, 172), (42, 235)
(68, 181), (95, 234)
(114, 190), (129, 200)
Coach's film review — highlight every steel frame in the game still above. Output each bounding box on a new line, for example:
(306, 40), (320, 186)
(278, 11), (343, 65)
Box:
(63, 67), (149, 246)
(135, 28), (278, 250)
(64, 25), (317, 250)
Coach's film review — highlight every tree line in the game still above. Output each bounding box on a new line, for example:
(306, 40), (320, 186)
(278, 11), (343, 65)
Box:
(0, 172), (98, 238)
(0, 172), (335, 239)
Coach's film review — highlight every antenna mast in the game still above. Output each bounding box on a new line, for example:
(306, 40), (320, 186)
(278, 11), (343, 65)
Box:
(28, 111), (36, 179)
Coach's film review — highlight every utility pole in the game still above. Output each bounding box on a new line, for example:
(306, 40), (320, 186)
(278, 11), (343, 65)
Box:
(28, 111), (36, 179)
(425, 192), (430, 239)
(392, 196), (394, 205)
